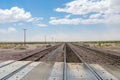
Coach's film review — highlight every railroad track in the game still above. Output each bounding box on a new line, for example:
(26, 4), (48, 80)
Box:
(76, 45), (120, 62)
(81, 46), (120, 62)
(74, 44), (120, 68)
(0, 44), (61, 80)
(0, 61), (32, 80)
(0, 43), (118, 80)
(19, 45), (59, 61)
(64, 43), (109, 80)
(0, 44), (60, 68)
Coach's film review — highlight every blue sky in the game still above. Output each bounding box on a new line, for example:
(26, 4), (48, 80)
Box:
(0, 0), (120, 42)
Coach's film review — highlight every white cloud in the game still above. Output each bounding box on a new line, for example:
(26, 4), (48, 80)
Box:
(36, 23), (47, 27)
(55, 0), (120, 15)
(0, 7), (47, 26)
(0, 27), (17, 34)
(33, 17), (47, 27)
(56, 0), (100, 15)
(89, 13), (102, 19)
(49, 18), (104, 25)
(64, 14), (71, 18)
(0, 7), (32, 23)
(50, 17), (57, 20)
(51, 0), (120, 25)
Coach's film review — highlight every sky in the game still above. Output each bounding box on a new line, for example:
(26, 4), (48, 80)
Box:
(0, 0), (120, 42)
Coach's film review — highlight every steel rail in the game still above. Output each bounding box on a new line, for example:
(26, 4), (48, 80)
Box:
(0, 44), (59, 68)
(68, 43), (103, 80)
(20, 47), (57, 61)
(19, 44), (60, 61)
(63, 43), (67, 80)
(1, 62), (32, 80)
(77, 45), (120, 68)
(0, 44), (61, 80)
(77, 44), (120, 63)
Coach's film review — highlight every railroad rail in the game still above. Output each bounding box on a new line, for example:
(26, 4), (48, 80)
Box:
(0, 44), (61, 80)
(75, 43), (120, 61)
(67, 43), (104, 80)
(0, 43), (119, 80)
(0, 44), (60, 68)
(19, 45), (59, 61)
(1, 62), (32, 80)
(74, 44), (120, 68)
(63, 43), (67, 80)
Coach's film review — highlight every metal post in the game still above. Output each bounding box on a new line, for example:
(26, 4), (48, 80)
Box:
(63, 43), (67, 80)
(45, 35), (46, 44)
(23, 29), (27, 47)
(51, 37), (53, 44)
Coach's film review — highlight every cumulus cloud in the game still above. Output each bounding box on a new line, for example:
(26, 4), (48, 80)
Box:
(0, 27), (17, 34)
(0, 7), (32, 23)
(50, 0), (120, 25)
(55, 0), (120, 15)
(0, 7), (47, 26)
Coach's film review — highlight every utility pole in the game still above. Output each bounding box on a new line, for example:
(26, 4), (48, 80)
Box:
(51, 37), (53, 42)
(51, 37), (54, 44)
(23, 29), (27, 47)
(45, 35), (46, 44)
